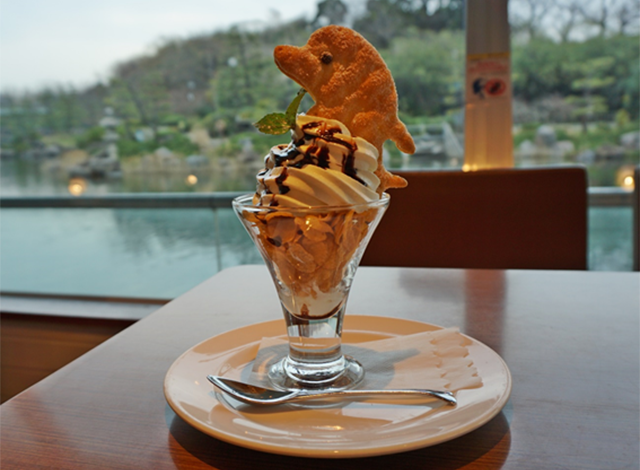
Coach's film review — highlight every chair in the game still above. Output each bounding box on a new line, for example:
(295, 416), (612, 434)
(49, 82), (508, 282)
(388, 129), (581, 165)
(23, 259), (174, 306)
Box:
(361, 166), (588, 270)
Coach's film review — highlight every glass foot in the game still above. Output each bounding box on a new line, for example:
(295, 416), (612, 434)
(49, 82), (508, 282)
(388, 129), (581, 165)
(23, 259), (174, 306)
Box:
(267, 355), (364, 391)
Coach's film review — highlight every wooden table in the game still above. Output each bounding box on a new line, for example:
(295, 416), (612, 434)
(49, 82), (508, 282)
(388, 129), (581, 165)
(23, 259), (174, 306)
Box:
(1, 266), (638, 469)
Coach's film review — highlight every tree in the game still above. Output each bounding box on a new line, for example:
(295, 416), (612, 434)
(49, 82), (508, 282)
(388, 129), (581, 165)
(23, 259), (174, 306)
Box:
(565, 57), (615, 132)
(313, 0), (349, 26)
(412, 0), (464, 32)
(511, 0), (555, 40)
(353, 0), (408, 48)
(576, 0), (639, 36)
(383, 31), (464, 116)
(108, 60), (171, 140)
(613, 0), (640, 34)
(552, 0), (582, 42)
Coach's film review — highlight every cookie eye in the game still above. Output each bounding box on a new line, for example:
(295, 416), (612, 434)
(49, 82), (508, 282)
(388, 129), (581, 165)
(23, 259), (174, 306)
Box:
(320, 52), (333, 64)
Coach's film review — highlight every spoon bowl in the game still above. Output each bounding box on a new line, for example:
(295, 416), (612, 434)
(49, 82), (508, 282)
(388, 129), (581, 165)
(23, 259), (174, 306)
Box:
(207, 376), (457, 406)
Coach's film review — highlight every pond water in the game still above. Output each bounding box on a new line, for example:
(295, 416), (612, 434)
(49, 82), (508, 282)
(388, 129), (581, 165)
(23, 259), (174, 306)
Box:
(0, 159), (634, 299)
(588, 207), (634, 272)
(0, 159), (257, 196)
(0, 207), (262, 299)
(0, 158), (264, 298)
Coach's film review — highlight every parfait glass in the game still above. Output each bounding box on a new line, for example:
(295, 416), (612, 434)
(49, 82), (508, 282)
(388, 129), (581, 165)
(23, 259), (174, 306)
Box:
(233, 193), (390, 391)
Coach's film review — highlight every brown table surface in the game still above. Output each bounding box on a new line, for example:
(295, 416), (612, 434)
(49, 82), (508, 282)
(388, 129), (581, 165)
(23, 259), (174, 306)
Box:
(1, 266), (638, 469)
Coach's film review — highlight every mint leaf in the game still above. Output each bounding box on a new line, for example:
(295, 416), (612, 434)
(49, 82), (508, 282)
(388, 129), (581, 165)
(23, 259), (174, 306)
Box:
(253, 88), (307, 135)
(285, 88), (307, 125)
(253, 113), (291, 135)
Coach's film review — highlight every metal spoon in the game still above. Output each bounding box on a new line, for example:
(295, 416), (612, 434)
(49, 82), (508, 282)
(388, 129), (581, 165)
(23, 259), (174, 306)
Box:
(207, 375), (457, 406)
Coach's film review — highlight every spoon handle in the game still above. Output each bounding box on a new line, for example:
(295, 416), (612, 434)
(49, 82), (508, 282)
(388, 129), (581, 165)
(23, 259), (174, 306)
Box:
(296, 388), (457, 405)
(207, 375), (457, 406)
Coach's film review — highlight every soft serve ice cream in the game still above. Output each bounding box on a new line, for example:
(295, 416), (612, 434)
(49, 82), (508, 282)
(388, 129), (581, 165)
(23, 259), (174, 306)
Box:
(254, 115), (380, 207)
(246, 114), (387, 318)
(236, 25), (414, 320)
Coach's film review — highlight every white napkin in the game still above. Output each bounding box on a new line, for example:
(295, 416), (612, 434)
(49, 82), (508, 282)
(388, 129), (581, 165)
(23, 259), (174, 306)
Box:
(248, 327), (482, 392)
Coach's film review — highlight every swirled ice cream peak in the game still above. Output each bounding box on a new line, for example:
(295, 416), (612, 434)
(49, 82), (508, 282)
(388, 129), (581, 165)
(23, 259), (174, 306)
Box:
(253, 115), (380, 207)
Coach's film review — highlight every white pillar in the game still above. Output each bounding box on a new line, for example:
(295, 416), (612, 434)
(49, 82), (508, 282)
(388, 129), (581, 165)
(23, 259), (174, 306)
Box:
(464, 0), (514, 170)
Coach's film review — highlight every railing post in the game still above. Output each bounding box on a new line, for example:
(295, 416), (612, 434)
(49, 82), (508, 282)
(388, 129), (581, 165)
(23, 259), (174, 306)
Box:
(213, 206), (223, 273)
(634, 166), (639, 271)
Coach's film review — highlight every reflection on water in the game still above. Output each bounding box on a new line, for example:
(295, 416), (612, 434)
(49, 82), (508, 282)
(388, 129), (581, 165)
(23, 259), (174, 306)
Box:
(0, 160), (634, 299)
(0, 159), (257, 196)
(589, 207), (634, 272)
(0, 207), (262, 298)
(112, 209), (262, 267)
(0, 158), (265, 298)
(67, 178), (88, 196)
(4, 206), (628, 299)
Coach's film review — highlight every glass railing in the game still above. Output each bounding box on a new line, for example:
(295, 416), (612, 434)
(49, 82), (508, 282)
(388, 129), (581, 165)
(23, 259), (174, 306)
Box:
(1, 187), (635, 303)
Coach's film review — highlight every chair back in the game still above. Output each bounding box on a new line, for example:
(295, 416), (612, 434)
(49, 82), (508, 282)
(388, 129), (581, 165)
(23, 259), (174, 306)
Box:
(361, 167), (588, 270)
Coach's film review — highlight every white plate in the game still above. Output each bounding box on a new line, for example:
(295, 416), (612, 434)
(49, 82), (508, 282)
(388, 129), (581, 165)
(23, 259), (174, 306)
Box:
(164, 315), (512, 458)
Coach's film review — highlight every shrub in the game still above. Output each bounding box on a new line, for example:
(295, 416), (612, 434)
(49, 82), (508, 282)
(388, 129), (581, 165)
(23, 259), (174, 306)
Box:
(75, 127), (105, 149)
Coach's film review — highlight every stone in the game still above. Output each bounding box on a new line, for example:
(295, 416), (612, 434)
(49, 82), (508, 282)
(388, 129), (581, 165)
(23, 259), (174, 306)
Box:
(576, 149), (596, 164)
(186, 155), (208, 168)
(517, 139), (537, 158)
(552, 140), (575, 158)
(44, 145), (61, 158)
(595, 144), (625, 162)
(155, 147), (174, 159)
(620, 131), (640, 150)
(442, 122), (463, 158)
(535, 125), (557, 148)
(188, 128), (212, 149)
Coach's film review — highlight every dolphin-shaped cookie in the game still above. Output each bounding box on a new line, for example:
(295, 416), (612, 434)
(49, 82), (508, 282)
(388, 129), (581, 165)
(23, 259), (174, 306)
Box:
(274, 26), (415, 191)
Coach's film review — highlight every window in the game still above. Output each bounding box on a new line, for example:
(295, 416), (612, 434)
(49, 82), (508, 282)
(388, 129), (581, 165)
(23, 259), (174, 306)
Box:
(1, 0), (638, 301)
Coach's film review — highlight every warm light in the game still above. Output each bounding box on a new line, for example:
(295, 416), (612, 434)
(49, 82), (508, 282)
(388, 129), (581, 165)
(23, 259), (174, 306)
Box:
(68, 178), (87, 196)
(616, 166), (636, 191)
(185, 174), (198, 185)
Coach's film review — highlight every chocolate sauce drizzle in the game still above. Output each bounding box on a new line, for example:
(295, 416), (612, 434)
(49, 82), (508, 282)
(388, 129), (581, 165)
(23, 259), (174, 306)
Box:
(274, 167), (290, 195)
(258, 119), (370, 205)
(342, 153), (365, 185)
(276, 122), (363, 181)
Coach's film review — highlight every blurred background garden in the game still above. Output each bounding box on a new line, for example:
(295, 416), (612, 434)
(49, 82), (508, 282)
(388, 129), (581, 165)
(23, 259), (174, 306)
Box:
(1, 0), (638, 299)
(1, 0), (638, 196)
